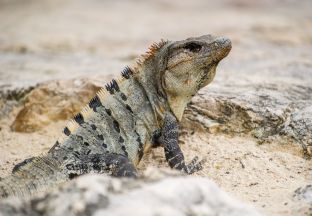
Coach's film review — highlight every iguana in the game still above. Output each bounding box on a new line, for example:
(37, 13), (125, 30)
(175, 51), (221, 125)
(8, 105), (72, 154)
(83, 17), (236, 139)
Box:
(0, 34), (231, 199)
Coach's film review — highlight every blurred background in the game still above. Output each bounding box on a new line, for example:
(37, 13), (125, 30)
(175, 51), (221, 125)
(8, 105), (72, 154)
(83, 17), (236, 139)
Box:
(0, 0), (311, 87)
(0, 1), (311, 215)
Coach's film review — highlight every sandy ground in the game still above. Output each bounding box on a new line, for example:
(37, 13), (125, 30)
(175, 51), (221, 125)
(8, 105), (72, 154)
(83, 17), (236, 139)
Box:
(143, 134), (311, 215)
(0, 0), (312, 215)
(0, 118), (311, 215)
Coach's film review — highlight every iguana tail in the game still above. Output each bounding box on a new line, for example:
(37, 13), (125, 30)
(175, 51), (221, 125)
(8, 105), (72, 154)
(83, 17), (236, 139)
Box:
(0, 156), (67, 199)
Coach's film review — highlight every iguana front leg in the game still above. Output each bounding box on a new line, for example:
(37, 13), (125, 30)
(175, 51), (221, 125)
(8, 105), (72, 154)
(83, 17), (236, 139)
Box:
(160, 112), (204, 174)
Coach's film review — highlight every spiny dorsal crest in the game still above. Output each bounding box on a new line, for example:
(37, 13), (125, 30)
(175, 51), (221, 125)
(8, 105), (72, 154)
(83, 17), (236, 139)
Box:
(57, 39), (168, 143)
(135, 39), (168, 66)
(105, 79), (119, 94)
(121, 66), (133, 79)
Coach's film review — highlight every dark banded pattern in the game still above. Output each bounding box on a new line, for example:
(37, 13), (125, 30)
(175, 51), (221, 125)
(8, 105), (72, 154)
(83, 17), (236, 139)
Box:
(64, 127), (71, 136)
(161, 112), (204, 174)
(89, 95), (102, 111)
(105, 79), (119, 94)
(121, 66), (134, 79)
(74, 113), (84, 125)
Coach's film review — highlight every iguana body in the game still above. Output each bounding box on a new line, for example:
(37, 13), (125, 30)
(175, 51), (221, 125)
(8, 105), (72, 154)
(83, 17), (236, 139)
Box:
(0, 35), (231, 199)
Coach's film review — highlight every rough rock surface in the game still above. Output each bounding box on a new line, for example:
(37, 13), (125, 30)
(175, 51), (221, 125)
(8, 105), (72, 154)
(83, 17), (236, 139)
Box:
(183, 84), (312, 157)
(294, 185), (312, 203)
(0, 84), (35, 122)
(292, 185), (312, 215)
(10, 79), (102, 132)
(0, 168), (261, 216)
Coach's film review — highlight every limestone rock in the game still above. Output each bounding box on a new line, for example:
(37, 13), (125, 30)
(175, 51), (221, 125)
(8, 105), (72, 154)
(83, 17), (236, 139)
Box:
(294, 185), (312, 203)
(0, 168), (261, 216)
(183, 83), (312, 156)
(10, 79), (102, 133)
(293, 185), (312, 215)
(0, 84), (35, 120)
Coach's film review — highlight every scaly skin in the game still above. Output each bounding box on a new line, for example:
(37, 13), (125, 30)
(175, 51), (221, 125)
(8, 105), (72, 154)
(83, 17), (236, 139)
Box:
(0, 35), (231, 199)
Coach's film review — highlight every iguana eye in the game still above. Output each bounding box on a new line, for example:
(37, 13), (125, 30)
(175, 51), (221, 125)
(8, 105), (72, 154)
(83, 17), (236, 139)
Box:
(184, 42), (202, 52)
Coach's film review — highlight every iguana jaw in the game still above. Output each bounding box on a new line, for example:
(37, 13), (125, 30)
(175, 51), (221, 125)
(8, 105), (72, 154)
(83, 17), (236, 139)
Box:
(161, 35), (231, 121)
(167, 63), (218, 121)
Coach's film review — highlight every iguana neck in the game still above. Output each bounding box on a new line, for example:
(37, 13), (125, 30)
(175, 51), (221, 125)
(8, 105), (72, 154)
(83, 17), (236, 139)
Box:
(133, 60), (170, 124)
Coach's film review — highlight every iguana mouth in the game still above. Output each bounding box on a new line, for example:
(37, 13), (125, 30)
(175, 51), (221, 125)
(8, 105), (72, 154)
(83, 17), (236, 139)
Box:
(213, 37), (232, 60)
(199, 45), (231, 65)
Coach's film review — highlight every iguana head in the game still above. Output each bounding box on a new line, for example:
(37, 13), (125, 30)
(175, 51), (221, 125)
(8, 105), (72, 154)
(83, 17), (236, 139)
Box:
(157, 35), (231, 121)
